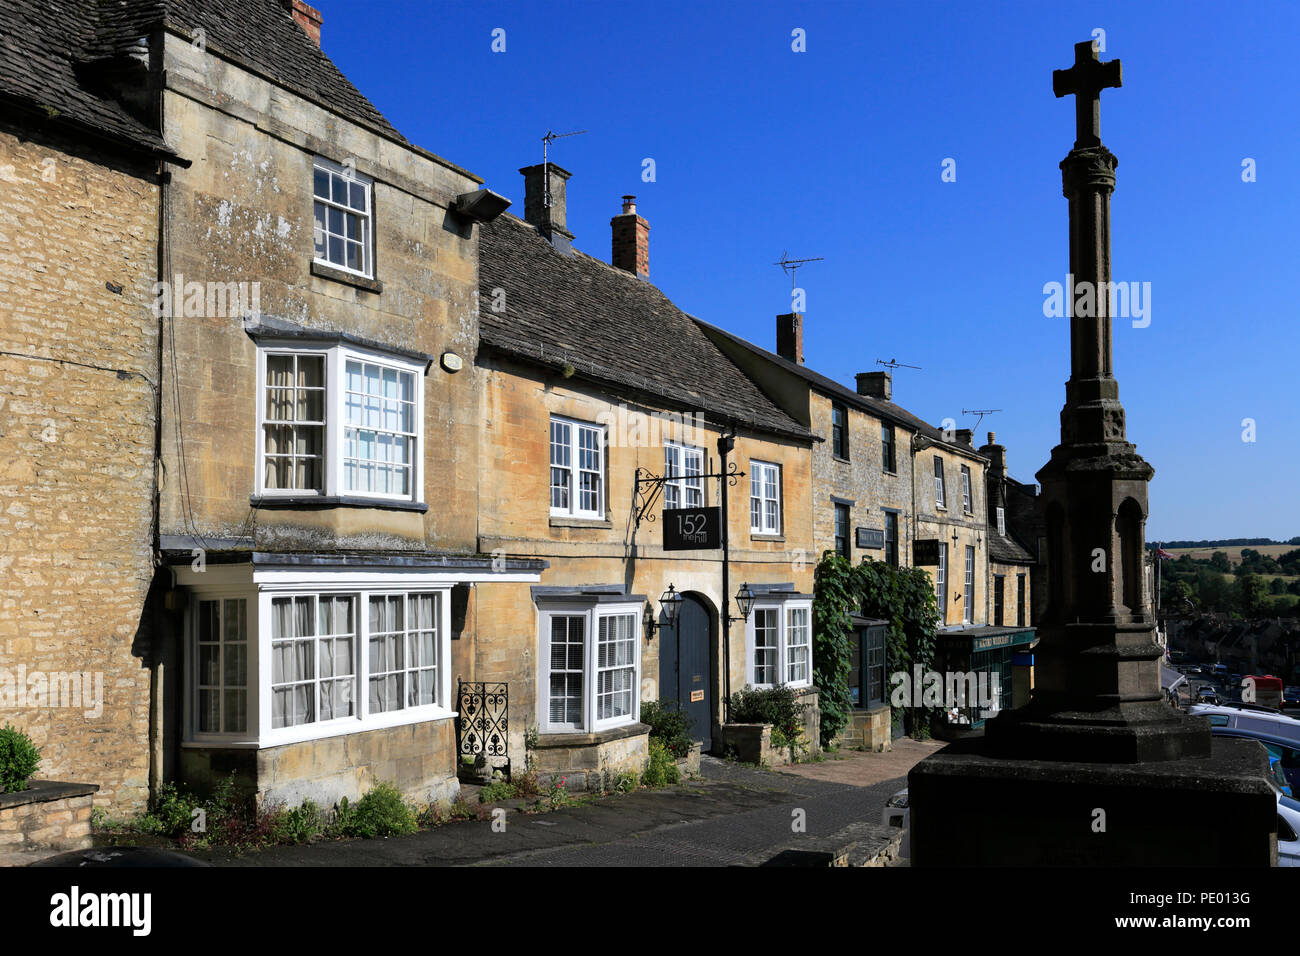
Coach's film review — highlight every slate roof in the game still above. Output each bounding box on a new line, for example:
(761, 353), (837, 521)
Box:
(696, 316), (987, 460)
(0, 0), (413, 158)
(988, 529), (1035, 565)
(0, 0), (173, 155)
(478, 214), (813, 442)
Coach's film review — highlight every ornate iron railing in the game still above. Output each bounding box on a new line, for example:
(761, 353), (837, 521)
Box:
(457, 681), (509, 773)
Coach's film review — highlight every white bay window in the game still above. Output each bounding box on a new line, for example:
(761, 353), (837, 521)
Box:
(745, 596), (814, 690)
(185, 574), (452, 748)
(538, 598), (642, 733)
(256, 341), (424, 504)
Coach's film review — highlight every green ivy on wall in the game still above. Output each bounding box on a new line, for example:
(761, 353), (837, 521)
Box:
(812, 551), (941, 746)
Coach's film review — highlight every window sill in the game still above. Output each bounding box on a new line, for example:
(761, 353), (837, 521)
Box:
(882, 470), (898, 477)
(311, 260), (383, 294)
(832, 455), (850, 464)
(535, 722), (649, 748)
(750, 532), (786, 542)
(549, 516), (613, 529)
(183, 704), (457, 750)
(251, 494), (429, 513)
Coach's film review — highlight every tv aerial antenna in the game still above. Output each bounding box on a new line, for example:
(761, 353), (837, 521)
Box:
(962, 407), (1002, 432)
(876, 358), (922, 372)
(773, 251), (824, 293)
(541, 129), (587, 208)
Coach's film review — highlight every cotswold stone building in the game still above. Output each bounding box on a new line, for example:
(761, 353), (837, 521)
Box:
(0, 2), (187, 812)
(1, 0), (547, 813)
(700, 315), (1040, 746)
(475, 170), (821, 777)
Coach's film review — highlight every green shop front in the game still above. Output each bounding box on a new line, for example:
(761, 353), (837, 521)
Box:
(934, 626), (1037, 739)
(840, 615), (893, 751)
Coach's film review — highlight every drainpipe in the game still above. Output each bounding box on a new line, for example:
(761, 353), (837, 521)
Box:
(718, 430), (735, 724)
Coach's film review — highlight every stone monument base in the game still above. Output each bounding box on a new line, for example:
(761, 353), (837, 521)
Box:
(908, 736), (1277, 866)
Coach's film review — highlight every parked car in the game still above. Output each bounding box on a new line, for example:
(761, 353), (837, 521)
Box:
(1197, 686), (1219, 705)
(882, 788), (908, 828)
(1283, 686), (1300, 710)
(1278, 795), (1300, 867)
(1210, 726), (1300, 794)
(1190, 703), (1300, 746)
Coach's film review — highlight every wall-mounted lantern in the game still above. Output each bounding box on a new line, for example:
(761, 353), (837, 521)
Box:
(644, 583), (682, 639)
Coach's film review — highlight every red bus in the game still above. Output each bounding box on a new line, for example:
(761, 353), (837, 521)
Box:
(1245, 675), (1284, 710)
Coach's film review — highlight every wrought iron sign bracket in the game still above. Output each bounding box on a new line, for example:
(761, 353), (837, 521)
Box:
(633, 460), (745, 529)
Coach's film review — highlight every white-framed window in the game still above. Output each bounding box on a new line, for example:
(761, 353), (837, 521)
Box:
(786, 606), (811, 684)
(996, 506), (1006, 535)
(255, 342), (424, 503)
(964, 545), (975, 624)
(750, 460), (782, 534)
(313, 157), (373, 278)
(196, 598), (249, 735)
(936, 543), (948, 619)
(961, 465), (973, 514)
(550, 416), (604, 519)
(185, 576), (453, 748)
(746, 597), (814, 690)
(664, 441), (704, 510)
(538, 600), (642, 733)
(933, 457), (946, 509)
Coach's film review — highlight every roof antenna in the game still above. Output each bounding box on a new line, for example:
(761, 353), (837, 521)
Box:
(962, 407), (1002, 432)
(773, 251), (824, 296)
(876, 358), (922, 372)
(541, 129), (587, 209)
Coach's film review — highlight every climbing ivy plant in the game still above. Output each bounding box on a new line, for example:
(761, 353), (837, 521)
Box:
(812, 551), (941, 745)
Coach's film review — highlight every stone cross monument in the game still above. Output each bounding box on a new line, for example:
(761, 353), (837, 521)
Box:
(907, 40), (1276, 867)
(986, 40), (1207, 763)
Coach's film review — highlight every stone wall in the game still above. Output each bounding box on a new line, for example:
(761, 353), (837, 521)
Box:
(838, 704), (893, 752)
(809, 391), (914, 563)
(0, 122), (160, 813)
(0, 781), (97, 855)
(529, 723), (649, 792)
(476, 354), (817, 751)
(181, 718), (460, 808)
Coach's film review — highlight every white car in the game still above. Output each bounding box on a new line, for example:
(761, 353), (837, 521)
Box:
(882, 788), (908, 828)
(1188, 703), (1300, 745)
(1278, 794), (1300, 866)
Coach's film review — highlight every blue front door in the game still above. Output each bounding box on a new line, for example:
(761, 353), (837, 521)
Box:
(660, 594), (713, 752)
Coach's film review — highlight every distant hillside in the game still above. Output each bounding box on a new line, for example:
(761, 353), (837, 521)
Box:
(1151, 538), (1300, 549)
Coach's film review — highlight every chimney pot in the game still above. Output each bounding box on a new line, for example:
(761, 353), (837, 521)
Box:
(283, 0), (323, 46)
(855, 371), (891, 400)
(987, 431), (995, 444)
(776, 313), (804, 365)
(611, 196), (649, 279)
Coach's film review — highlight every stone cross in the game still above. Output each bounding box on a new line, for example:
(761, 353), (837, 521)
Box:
(1052, 41), (1122, 148)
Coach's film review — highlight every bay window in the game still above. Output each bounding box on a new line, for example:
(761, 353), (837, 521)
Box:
(186, 577), (452, 747)
(746, 596), (814, 690)
(538, 598), (642, 733)
(256, 341), (424, 504)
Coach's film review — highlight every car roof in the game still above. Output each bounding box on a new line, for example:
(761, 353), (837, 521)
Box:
(1209, 726), (1300, 749)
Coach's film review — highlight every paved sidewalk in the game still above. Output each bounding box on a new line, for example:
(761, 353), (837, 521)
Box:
(779, 737), (944, 788)
(193, 756), (912, 867)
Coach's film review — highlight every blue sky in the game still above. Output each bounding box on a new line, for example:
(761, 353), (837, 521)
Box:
(318, 0), (1300, 542)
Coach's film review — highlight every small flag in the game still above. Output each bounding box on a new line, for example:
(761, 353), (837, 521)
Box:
(1156, 548), (1173, 560)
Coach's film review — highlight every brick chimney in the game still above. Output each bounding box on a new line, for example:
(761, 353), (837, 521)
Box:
(611, 196), (650, 279)
(520, 163), (574, 253)
(855, 371), (891, 401)
(284, 0), (323, 46)
(776, 313), (803, 364)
